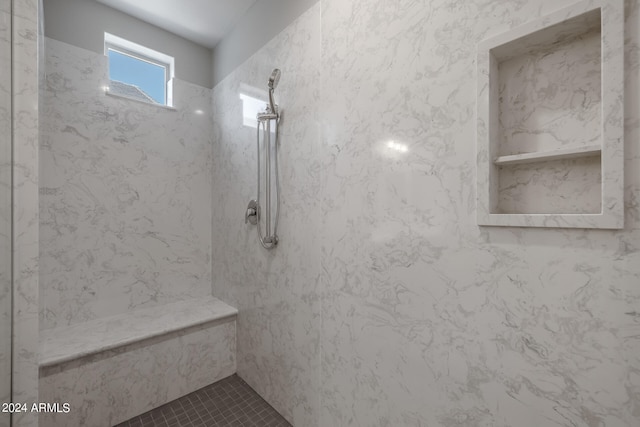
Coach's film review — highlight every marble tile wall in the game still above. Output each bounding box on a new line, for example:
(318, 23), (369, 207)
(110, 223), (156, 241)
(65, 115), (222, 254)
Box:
(0, 1), (12, 424)
(211, 4), (322, 426)
(320, 0), (639, 425)
(12, 0), (42, 425)
(40, 38), (214, 329)
(497, 28), (602, 156)
(213, 0), (640, 426)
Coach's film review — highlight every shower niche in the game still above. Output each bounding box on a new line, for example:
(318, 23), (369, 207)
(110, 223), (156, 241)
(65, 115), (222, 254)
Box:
(476, 0), (624, 229)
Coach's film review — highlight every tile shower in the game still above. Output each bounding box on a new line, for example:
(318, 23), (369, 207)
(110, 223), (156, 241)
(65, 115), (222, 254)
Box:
(40, 38), (214, 329)
(212, 0), (639, 426)
(4, 0), (638, 426)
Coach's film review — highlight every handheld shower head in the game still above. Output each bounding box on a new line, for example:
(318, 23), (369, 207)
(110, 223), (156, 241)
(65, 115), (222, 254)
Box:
(267, 69), (281, 115)
(268, 69), (281, 90)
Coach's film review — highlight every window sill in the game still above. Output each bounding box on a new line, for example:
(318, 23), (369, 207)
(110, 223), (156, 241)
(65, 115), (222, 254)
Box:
(105, 90), (177, 111)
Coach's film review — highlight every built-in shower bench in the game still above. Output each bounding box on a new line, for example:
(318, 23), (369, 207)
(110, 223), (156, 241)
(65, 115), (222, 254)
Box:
(39, 296), (237, 367)
(38, 296), (238, 427)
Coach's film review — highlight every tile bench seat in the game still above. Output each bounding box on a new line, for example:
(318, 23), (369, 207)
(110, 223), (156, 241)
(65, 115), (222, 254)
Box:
(39, 296), (237, 427)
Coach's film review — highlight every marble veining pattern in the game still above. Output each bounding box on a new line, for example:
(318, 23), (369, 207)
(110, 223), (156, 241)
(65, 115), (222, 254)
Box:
(40, 38), (214, 329)
(40, 296), (237, 367)
(28, 0), (640, 426)
(211, 4), (322, 427)
(497, 28), (602, 155)
(497, 156), (602, 214)
(12, 0), (41, 425)
(320, 0), (638, 425)
(213, 0), (639, 425)
(0, 0), (11, 422)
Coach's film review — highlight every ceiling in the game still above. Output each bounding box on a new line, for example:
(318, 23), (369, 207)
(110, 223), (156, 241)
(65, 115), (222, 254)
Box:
(95, 0), (260, 49)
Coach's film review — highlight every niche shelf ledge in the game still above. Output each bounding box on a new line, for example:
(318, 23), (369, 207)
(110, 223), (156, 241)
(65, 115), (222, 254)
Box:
(494, 144), (601, 166)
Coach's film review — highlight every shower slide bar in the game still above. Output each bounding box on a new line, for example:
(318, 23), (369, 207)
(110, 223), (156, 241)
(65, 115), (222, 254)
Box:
(245, 69), (281, 250)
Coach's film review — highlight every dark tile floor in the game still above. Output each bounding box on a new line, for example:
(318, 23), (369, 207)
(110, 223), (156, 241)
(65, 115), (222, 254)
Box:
(115, 374), (292, 427)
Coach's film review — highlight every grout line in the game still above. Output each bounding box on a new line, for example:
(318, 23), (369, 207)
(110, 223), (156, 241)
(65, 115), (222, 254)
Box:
(114, 374), (291, 427)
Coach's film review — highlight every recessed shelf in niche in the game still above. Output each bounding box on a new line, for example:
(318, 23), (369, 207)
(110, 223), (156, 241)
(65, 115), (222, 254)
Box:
(476, 0), (624, 229)
(494, 144), (601, 166)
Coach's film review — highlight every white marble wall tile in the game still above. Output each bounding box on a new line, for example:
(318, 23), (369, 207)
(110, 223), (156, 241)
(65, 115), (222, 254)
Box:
(213, 0), (639, 425)
(320, 1), (639, 427)
(40, 38), (214, 328)
(497, 157), (602, 214)
(12, 0), (41, 425)
(498, 28), (602, 155)
(211, 4), (322, 426)
(0, 1), (12, 424)
(39, 319), (236, 427)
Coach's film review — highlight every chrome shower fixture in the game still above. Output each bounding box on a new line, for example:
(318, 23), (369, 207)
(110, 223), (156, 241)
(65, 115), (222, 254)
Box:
(246, 69), (282, 250)
(267, 68), (281, 115)
(268, 68), (281, 89)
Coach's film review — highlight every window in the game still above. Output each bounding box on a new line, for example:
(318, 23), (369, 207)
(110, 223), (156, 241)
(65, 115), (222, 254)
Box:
(104, 33), (174, 106)
(239, 93), (266, 128)
(239, 83), (271, 129)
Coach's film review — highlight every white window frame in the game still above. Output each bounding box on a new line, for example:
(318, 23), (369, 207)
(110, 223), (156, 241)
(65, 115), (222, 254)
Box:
(104, 32), (175, 106)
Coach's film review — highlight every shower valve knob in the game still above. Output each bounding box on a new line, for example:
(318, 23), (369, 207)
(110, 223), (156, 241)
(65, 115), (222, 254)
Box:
(245, 200), (258, 225)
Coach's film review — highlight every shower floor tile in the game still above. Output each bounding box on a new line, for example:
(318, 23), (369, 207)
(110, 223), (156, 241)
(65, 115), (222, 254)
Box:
(115, 374), (292, 427)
